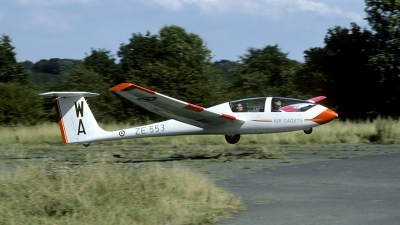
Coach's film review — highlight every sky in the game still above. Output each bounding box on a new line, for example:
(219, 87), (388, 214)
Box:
(1, 0), (369, 63)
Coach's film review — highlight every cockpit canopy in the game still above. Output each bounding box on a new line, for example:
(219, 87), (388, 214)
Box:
(230, 97), (317, 113)
(230, 98), (266, 112)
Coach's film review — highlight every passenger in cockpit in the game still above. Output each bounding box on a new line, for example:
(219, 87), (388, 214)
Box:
(272, 100), (282, 112)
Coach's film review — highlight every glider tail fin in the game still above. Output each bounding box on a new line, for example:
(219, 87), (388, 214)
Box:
(40, 92), (105, 144)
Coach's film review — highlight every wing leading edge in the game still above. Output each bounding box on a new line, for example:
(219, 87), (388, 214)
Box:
(109, 83), (244, 128)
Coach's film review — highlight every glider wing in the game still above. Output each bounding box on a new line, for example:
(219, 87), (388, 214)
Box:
(110, 83), (244, 128)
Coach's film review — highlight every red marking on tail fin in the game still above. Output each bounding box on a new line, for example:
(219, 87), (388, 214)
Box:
(54, 98), (67, 144)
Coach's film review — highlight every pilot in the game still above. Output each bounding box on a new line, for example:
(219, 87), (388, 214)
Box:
(234, 103), (244, 112)
(272, 100), (282, 112)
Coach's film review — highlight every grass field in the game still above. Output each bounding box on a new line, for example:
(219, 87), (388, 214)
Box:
(1, 118), (399, 146)
(0, 118), (398, 224)
(0, 162), (244, 225)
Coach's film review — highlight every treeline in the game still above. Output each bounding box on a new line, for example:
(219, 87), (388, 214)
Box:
(1, 0), (399, 126)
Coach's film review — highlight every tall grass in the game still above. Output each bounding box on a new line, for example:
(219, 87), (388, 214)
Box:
(0, 162), (244, 225)
(1, 119), (400, 146)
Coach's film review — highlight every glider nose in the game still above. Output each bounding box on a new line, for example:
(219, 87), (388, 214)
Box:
(313, 108), (338, 124)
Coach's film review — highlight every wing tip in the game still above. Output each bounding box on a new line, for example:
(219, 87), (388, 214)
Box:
(109, 83), (133, 91)
(109, 83), (156, 95)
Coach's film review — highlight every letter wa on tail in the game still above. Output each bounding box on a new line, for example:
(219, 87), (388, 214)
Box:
(40, 92), (107, 145)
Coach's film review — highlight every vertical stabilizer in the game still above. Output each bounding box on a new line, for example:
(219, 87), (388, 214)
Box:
(41, 92), (106, 144)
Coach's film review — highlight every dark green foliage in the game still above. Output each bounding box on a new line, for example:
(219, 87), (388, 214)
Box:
(118, 26), (227, 108)
(213, 60), (239, 82)
(230, 45), (301, 99)
(365, 0), (400, 117)
(0, 83), (45, 125)
(302, 24), (378, 119)
(20, 60), (34, 71)
(61, 64), (140, 124)
(83, 49), (125, 85)
(0, 35), (44, 125)
(23, 58), (80, 85)
(299, 1), (400, 120)
(80, 49), (142, 123)
(0, 35), (28, 83)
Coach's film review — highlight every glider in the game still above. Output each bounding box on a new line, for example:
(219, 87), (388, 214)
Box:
(40, 83), (337, 146)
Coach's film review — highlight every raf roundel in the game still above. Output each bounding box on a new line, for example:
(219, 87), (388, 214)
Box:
(119, 130), (125, 137)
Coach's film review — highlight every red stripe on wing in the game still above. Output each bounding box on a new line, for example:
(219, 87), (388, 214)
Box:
(132, 84), (156, 94)
(220, 113), (236, 120)
(184, 103), (204, 112)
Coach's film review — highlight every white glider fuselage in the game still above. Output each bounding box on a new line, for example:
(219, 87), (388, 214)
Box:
(99, 102), (332, 141)
(41, 83), (337, 145)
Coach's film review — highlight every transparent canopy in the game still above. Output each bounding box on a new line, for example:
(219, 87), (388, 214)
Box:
(230, 97), (316, 113)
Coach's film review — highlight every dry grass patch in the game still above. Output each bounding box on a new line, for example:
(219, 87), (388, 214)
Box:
(0, 162), (244, 225)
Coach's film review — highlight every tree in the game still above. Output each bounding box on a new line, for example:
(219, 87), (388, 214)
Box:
(213, 60), (239, 82)
(0, 35), (27, 83)
(118, 26), (225, 109)
(365, 0), (400, 117)
(25, 58), (80, 85)
(230, 45), (301, 99)
(301, 23), (378, 119)
(0, 83), (44, 125)
(83, 49), (125, 85)
(61, 64), (142, 124)
(30, 58), (80, 75)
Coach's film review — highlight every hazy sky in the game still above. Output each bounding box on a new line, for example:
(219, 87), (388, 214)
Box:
(1, 0), (369, 63)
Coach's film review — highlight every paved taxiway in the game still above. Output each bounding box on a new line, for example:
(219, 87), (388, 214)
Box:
(216, 152), (400, 225)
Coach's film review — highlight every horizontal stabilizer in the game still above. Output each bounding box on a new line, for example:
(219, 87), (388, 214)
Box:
(40, 92), (99, 98)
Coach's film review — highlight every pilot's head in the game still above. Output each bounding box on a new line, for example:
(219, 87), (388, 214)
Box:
(273, 100), (281, 110)
(235, 103), (243, 111)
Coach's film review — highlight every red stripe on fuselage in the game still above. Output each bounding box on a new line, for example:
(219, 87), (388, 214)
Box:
(252, 119), (272, 122)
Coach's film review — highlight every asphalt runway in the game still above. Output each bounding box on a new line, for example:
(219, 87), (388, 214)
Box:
(216, 152), (400, 225)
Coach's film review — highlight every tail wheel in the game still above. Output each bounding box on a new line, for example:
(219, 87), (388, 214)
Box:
(83, 143), (91, 147)
(303, 128), (313, 134)
(225, 134), (241, 144)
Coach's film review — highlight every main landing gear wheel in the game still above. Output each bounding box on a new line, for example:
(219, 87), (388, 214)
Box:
(83, 143), (91, 147)
(225, 134), (241, 144)
(303, 128), (313, 134)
